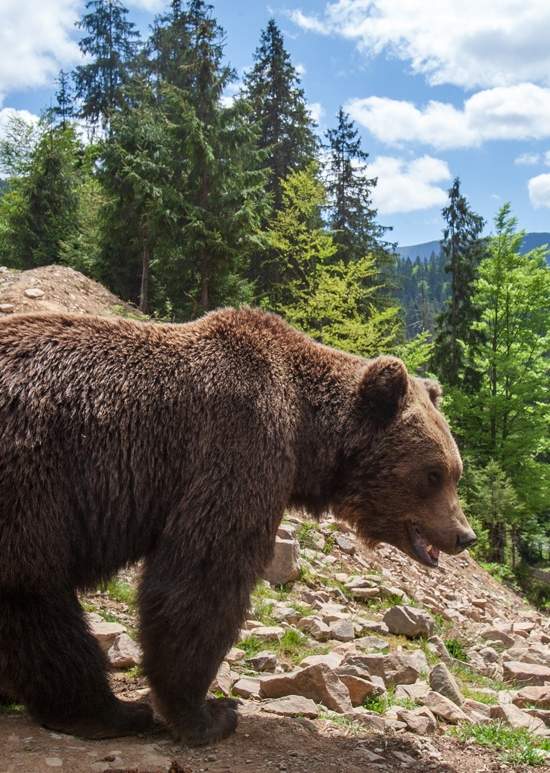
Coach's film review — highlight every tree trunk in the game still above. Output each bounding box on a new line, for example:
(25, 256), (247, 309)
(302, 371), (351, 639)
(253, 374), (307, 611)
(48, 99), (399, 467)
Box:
(140, 223), (150, 314)
(489, 521), (506, 564)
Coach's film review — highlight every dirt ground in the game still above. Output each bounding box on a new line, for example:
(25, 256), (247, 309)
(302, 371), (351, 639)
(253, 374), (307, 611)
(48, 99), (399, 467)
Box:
(0, 704), (531, 773)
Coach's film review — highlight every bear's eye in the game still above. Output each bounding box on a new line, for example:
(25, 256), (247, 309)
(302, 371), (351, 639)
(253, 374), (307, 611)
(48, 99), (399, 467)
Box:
(427, 470), (442, 486)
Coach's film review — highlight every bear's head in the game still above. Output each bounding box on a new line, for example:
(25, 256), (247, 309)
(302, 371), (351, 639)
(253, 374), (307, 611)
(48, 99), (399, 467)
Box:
(335, 356), (476, 568)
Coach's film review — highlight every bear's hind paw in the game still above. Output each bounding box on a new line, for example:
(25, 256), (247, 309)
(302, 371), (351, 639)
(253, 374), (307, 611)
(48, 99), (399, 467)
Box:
(176, 697), (239, 747)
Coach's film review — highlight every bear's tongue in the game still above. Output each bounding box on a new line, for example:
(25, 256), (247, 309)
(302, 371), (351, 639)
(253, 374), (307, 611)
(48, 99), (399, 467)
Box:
(409, 523), (440, 567)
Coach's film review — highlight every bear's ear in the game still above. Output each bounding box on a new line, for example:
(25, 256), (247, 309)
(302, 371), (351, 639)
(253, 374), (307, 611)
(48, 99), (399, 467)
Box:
(421, 378), (443, 408)
(358, 356), (409, 423)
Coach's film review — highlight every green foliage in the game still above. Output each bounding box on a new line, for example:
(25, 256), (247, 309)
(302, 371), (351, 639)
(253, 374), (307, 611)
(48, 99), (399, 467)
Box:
(444, 637), (468, 661)
(100, 578), (136, 606)
(451, 722), (550, 766)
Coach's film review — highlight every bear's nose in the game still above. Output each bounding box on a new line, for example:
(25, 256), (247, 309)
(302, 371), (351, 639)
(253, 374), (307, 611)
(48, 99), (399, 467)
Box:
(456, 530), (477, 551)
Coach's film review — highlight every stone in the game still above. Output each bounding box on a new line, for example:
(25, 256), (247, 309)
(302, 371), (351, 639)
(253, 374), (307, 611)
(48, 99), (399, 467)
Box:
(422, 691), (469, 724)
(383, 605), (435, 638)
(429, 663), (464, 706)
(329, 619), (355, 642)
(334, 534), (356, 554)
(350, 587), (381, 600)
(354, 635), (389, 652)
(384, 651), (424, 687)
(463, 699), (492, 719)
(356, 620), (390, 636)
(247, 650), (278, 672)
(480, 628), (515, 648)
(300, 652), (344, 669)
(263, 537), (300, 585)
(249, 626), (285, 641)
(297, 616), (330, 642)
(271, 605), (301, 624)
(226, 647), (246, 664)
(108, 633), (142, 669)
(490, 703), (548, 735)
(396, 707), (438, 734)
(233, 678), (261, 699)
(336, 673), (385, 706)
(259, 664), (353, 714)
(211, 662), (238, 696)
(428, 635), (452, 664)
(503, 660), (550, 686)
(0, 304), (15, 313)
(342, 653), (385, 679)
(514, 686), (550, 709)
(348, 708), (387, 732)
(24, 287), (44, 299)
(394, 682), (430, 702)
(89, 620), (126, 654)
(260, 696), (319, 719)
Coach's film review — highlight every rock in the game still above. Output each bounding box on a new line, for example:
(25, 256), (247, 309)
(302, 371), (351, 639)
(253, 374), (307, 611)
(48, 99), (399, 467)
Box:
(394, 682), (430, 702)
(342, 653), (385, 679)
(348, 708), (387, 732)
(89, 620), (126, 654)
(354, 635), (389, 652)
(503, 660), (550, 686)
(336, 673), (385, 706)
(514, 686), (550, 709)
(108, 633), (141, 669)
(491, 703), (548, 735)
(480, 628), (515, 648)
(351, 587), (381, 600)
(249, 626), (285, 641)
(428, 635), (452, 664)
(260, 695), (319, 719)
(263, 537), (300, 585)
(383, 605), (435, 638)
(297, 616), (330, 642)
(396, 707), (438, 734)
(334, 534), (356, 554)
(24, 287), (45, 299)
(429, 663), (464, 706)
(384, 651), (424, 687)
(463, 699), (492, 719)
(226, 647), (246, 664)
(0, 304), (15, 313)
(271, 605), (301, 624)
(211, 661), (238, 696)
(356, 621), (390, 636)
(300, 652), (344, 669)
(233, 677), (261, 699)
(259, 664), (353, 714)
(329, 619), (355, 642)
(422, 691), (469, 724)
(247, 650), (278, 672)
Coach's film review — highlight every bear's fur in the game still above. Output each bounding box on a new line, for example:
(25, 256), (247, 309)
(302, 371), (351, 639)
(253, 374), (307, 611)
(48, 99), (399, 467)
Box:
(0, 308), (474, 744)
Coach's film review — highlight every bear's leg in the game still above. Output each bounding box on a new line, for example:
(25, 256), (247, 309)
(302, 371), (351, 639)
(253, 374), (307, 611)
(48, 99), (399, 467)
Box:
(0, 589), (154, 738)
(139, 541), (262, 746)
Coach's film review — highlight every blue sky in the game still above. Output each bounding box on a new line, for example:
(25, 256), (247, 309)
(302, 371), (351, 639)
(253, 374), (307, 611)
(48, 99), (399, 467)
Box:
(2, 0), (550, 245)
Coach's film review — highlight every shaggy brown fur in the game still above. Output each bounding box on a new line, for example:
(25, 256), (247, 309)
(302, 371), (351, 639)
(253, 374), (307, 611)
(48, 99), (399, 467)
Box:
(0, 308), (474, 744)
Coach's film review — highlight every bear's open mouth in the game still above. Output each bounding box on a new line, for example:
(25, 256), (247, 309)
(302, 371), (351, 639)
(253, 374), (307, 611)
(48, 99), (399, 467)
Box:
(407, 522), (441, 568)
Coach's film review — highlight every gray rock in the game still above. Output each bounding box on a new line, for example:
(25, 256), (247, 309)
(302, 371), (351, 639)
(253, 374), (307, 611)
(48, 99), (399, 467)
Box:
(263, 537), (300, 585)
(108, 633), (141, 669)
(24, 287), (44, 299)
(329, 619), (355, 642)
(247, 650), (278, 672)
(297, 616), (331, 642)
(259, 663), (353, 714)
(503, 660), (550, 686)
(422, 691), (469, 724)
(429, 663), (464, 706)
(260, 695), (319, 719)
(383, 605), (435, 638)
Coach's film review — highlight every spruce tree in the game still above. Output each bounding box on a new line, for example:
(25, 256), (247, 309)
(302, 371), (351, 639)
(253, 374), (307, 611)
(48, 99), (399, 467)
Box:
(52, 71), (74, 128)
(242, 19), (317, 211)
(432, 178), (485, 386)
(74, 0), (140, 131)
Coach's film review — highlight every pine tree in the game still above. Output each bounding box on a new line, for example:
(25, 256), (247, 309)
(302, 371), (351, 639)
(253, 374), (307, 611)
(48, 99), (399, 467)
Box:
(242, 20), (317, 212)
(431, 178), (486, 386)
(52, 71), (74, 128)
(325, 108), (391, 265)
(74, 0), (140, 131)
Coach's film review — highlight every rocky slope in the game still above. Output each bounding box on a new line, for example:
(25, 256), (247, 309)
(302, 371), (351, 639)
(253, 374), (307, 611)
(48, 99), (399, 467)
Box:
(0, 265), (548, 772)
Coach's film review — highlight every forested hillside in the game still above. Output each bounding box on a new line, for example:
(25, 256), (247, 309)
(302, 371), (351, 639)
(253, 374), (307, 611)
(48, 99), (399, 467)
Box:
(0, 0), (548, 604)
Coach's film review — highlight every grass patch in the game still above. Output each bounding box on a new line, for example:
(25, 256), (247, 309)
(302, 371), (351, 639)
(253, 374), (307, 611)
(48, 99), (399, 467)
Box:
(451, 722), (550, 766)
(322, 534), (335, 555)
(100, 579), (136, 607)
(319, 710), (365, 736)
(0, 703), (25, 715)
(296, 522), (321, 550)
(450, 662), (507, 692)
(239, 635), (264, 659)
(444, 637), (468, 662)
(462, 686), (498, 705)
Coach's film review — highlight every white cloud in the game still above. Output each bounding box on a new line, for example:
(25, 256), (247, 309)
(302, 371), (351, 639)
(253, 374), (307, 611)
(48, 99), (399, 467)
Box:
(0, 107), (40, 134)
(0, 0), (81, 102)
(346, 84), (550, 149)
(368, 155), (451, 215)
(127, 0), (165, 9)
(295, 63), (307, 77)
(528, 173), (550, 208)
(307, 102), (324, 124)
(514, 152), (541, 165)
(289, 1), (550, 89)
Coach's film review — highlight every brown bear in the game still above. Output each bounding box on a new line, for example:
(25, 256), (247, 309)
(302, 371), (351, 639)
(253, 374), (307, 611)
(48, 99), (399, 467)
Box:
(0, 308), (475, 745)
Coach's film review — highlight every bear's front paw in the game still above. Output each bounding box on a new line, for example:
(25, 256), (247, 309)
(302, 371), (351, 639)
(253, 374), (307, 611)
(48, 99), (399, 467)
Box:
(177, 697), (239, 747)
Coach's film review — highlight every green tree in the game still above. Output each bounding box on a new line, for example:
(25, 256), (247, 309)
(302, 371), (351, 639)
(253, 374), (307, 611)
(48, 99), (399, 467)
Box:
(74, 0), (140, 131)
(266, 164), (400, 357)
(432, 178), (486, 386)
(52, 70), (74, 128)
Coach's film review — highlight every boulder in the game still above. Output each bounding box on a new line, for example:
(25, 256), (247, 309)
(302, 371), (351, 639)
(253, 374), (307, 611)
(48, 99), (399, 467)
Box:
(480, 628), (515, 648)
(260, 696), (319, 719)
(383, 606), (435, 638)
(263, 537), (300, 585)
(297, 616), (331, 642)
(427, 635), (452, 664)
(513, 686), (550, 709)
(300, 652), (344, 669)
(429, 663), (464, 706)
(422, 691), (469, 724)
(396, 707), (437, 735)
(233, 677), (261, 699)
(334, 534), (356, 554)
(108, 633), (141, 669)
(259, 664), (353, 714)
(336, 673), (385, 706)
(503, 660), (550, 686)
(330, 619), (355, 642)
(249, 626), (285, 641)
(394, 682), (430, 702)
(89, 620), (126, 654)
(490, 703), (548, 736)
(247, 650), (278, 672)
(211, 662), (238, 696)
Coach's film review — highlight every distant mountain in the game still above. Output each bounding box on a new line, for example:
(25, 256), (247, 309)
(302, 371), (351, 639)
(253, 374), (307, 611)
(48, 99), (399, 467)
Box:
(397, 232), (550, 261)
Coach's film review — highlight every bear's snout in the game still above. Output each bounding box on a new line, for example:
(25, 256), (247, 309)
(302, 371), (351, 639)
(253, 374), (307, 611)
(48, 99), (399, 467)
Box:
(455, 528), (477, 552)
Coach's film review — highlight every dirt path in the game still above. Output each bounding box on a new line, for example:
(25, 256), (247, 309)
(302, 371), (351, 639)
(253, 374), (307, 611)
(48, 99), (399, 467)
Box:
(0, 707), (537, 773)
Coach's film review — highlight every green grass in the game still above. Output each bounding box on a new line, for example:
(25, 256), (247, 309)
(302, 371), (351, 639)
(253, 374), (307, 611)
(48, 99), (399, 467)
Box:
(100, 578), (137, 607)
(240, 629), (328, 666)
(462, 686), (499, 705)
(319, 710), (365, 736)
(322, 534), (335, 555)
(451, 722), (550, 766)
(444, 637), (469, 662)
(450, 662), (507, 692)
(296, 522), (321, 550)
(0, 703), (25, 715)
